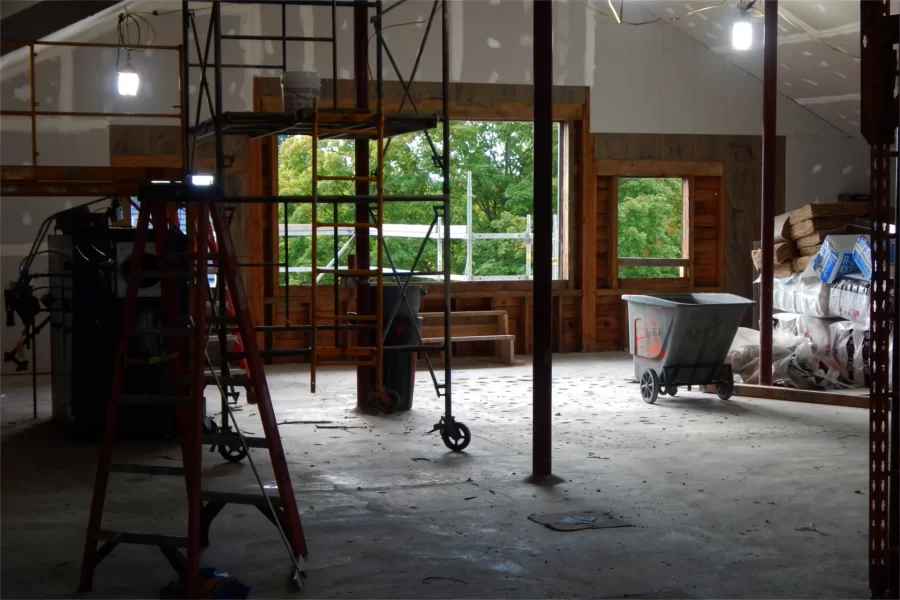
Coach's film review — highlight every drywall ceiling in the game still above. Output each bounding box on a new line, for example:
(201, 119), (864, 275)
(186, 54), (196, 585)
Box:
(620, 0), (880, 139)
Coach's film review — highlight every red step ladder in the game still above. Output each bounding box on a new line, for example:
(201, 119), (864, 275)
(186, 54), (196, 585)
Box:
(78, 191), (307, 596)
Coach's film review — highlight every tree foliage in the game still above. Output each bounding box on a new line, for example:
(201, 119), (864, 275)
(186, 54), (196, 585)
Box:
(616, 177), (684, 278)
(276, 121), (559, 284)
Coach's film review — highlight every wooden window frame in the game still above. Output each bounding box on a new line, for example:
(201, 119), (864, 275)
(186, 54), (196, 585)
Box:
(598, 159), (723, 289)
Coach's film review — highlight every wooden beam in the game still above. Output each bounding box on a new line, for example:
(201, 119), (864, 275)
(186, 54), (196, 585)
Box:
(110, 154), (248, 173)
(618, 258), (690, 267)
(595, 159), (724, 177)
(0, 182), (156, 196)
(607, 176), (619, 288)
(735, 383), (868, 409)
(579, 91), (597, 352)
(1, 165), (184, 182)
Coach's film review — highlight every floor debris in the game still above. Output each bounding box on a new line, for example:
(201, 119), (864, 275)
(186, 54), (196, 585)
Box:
(528, 511), (632, 531)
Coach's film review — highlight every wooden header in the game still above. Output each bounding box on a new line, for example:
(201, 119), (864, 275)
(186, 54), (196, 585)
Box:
(595, 159), (724, 177)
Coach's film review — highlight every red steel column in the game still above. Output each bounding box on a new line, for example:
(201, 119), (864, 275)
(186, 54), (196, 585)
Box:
(532, 0), (553, 478)
(758, 0), (778, 386)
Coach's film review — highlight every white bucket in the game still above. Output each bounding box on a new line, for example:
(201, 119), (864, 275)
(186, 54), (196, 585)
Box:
(281, 71), (321, 112)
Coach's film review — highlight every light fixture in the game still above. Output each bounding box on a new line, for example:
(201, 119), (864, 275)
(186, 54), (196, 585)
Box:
(732, 0), (755, 51)
(191, 174), (214, 186)
(117, 55), (139, 96)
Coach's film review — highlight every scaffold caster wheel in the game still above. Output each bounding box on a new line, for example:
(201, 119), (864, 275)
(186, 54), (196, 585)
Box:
(219, 442), (248, 463)
(640, 369), (660, 404)
(716, 379), (734, 401)
(441, 421), (471, 452)
(370, 389), (401, 414)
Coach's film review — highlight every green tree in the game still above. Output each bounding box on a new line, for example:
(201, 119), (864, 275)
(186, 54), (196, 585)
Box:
(617, 177), (683, 278)
(277, 121), (560, 284)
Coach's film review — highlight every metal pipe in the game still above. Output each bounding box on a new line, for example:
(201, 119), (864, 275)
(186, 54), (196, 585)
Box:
(532, 0), (553, 479)
(331, 0), (338, 110)
(758, 0), (778, 386)
(441, 0), (451, 416)
(466, 171), (473, 280)
(28, 43), (36, 166)
(220, 34), (333, 42)
(381, 0), (410, 16)
(354, 0), (372, 408)
(219, 0), (376, 6)
(177, 42), (188, 176)
(282, 2), (290, 324)
(0, 38), (181, 50)
(1, 110), (181, 119)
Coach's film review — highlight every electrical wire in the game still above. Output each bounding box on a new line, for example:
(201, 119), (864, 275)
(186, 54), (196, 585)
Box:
(753, 5), (860, 59)
(116, 9), (157, 71)
(366, 16), (435, 82)
(587, 0), (860, 59)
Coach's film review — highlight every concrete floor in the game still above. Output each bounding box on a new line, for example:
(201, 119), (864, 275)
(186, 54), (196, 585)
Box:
(1, 352), (870, 599)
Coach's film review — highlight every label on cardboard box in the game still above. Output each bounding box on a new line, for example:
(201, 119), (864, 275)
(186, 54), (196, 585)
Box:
(810, 234), (861, 284)
(852, 234), (896, 280)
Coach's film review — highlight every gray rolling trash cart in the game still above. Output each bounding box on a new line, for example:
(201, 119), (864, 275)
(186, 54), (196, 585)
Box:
(621, 293), (755, 404)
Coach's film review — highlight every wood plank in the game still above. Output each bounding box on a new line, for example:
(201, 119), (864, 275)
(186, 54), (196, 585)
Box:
(580, 107), (598, 352)
(694, 214), (718, 227)
(695, 227), (718, 241)
(618, 258), (690, 267)
(1, 165), (184, 182)
(787, 202), (870, 225)
(694, 176), (722, 191)
(607, 176), (619, 290)
(594, 159), (723, 177)
(615, 277), (691, 289)
(734, 383), (868, 409)
(684, 176), (695, 287)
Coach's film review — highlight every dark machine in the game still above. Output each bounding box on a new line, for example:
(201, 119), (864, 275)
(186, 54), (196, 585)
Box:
(4, 200), (188, 439)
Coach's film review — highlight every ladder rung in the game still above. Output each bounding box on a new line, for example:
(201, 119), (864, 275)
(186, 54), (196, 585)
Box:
(315, 222), (376, 229)
(134, 270), (195, 279)
(203, 433), (267, 448)
(117, 394), (192, 406)
(208, 334), (240, 343)
(201, 490), (283, 506)
(314, 268), (375, 276)
(318, 127), (378, 136)
(317, 360), (378, 367)
(108, 464), (186, 476)
(128, 327), (193, 337)
(257, 348), (312, 358)
(316, 346), (376, 358)
(94, 530), (188, 547)
(316, 175), (377, 182)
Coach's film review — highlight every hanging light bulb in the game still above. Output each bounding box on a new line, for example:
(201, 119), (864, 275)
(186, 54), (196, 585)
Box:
(732, 1), (754, 50)
(117, 55), (139, 96)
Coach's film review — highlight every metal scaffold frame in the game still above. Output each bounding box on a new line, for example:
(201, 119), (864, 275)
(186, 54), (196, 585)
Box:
(181, 0), (469, 450)
(859, 2), (899, 598)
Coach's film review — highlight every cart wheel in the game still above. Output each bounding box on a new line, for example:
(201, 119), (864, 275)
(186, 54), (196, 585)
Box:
(716, 378), (735, 401)
(639, 370), (660, 404)
(666, 385), (678, 396)
(372, 389), (401, 414)
(441, 421), (471, 452)
(219, 443), (248, 463)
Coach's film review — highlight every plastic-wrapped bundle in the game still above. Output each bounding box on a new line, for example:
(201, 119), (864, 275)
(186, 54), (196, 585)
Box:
(770, 273), (834, 318)
(829, 276), (871, 325)
(829, 320), (869, 387)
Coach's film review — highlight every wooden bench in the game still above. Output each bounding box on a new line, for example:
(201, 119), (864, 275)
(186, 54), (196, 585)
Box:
(419, 310), (515, 365)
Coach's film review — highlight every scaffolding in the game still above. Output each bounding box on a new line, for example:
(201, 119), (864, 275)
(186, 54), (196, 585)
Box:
(180, 0), (469, 448)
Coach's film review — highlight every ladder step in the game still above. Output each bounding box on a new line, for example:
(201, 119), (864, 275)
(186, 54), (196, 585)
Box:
(314, 268), (374, 276)
(134, 270), (195, 279)
(203, 433), (268, 448)
(316, 175), (377, 182)
(108, 464), (186, 476)
(128, 327), (193, 337)
(201, 490), (283, 506)
(93, 530), (188, 548)
(117, 394), (192, 406)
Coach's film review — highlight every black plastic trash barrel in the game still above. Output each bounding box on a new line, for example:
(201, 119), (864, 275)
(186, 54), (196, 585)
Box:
(376, 285), (424, 411)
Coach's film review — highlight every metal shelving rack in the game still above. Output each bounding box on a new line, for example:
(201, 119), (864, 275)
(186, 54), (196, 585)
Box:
(180, 0), (470, 450)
